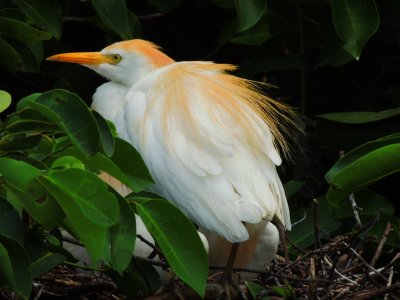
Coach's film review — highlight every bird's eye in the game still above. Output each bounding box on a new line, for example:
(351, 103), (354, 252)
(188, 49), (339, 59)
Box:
(112, 54), (122, 63)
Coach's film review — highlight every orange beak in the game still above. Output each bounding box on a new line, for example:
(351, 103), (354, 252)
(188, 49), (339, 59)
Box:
(46, 52), (113, 65)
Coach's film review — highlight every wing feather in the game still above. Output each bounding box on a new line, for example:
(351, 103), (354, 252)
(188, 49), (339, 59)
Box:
(119, 62), (293, 242)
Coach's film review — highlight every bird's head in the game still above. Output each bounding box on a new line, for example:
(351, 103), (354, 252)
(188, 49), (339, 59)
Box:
(47, 39), (174, 86)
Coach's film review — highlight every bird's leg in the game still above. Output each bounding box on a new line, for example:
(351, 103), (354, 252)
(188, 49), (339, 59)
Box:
(222, 242), (239, 280)
(219, 243), (247, 300)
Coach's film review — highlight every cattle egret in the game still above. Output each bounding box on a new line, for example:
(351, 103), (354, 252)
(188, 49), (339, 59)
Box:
(47, 39), (300, 293)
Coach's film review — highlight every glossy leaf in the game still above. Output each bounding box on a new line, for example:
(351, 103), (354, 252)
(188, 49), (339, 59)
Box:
(0, 135), (41, 151)
(61, 141), (153, 192)
(46, 169), (119, 227)
(0, 90), (11, 113)
(25, 90), (100, 157)
(326, 135), (400, 190)
(318, 107), (400, 124)
(0, 38), (23, 73)
(0, 17), (51, 44)
(288, 198), (341, 249)
(107, 259), (161, 298)
(16, 93), (41, 111)
(12, 0), (62, 40)
(93, 110), (115, 156)
(0, 236), (32, 299)
(329, 189), (394, 217)
(0, 157), (40, 190)
(231, 15), (271, 45)
(38, 175), (108, 263)
(110, 196), (136, 272)
(91, 0), (132, 39)
(108, 138), (153, 191)
(137, 200), (208, 297)
(0, 198), (23, 244)
(314, 25), (354, 68)
(332, 0), (379, 60)
(5, 183), (65, 225)
(245, 281), (263, 300)
(5, 114), (58, 134)
(284, 180), (305, 199)
(51, 156), (85, 170)
(234, 0), (267, 32)
(30, 253), (65, 278)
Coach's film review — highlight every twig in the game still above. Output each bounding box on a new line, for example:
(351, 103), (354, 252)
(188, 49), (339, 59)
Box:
(371, 222), (392, 267)
(323, 256), (360, 286)
(339, 151), (361, 227)
(291, 211), (307, 227)
(138, 13), (165, 20)
(309, 257), (317, 300)
(384, 266), (394, 300)
(341, 241), (388, 282)
(349, 282), (400, 300)
(313, 199), (321, 249)
(33, 283), (46, 300)
(137, 234), (164, 259)
(349, 193), (362, 228)
(277, 221), (289, 262)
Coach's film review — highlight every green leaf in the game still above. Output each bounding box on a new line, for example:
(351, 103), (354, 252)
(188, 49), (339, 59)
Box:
(326, 135), (400, 190)
(92, 111), (115, 156)
(0, 236), (32, 299)
(271, 285), (294, 298)
(5, 182), (65, 225)
(12, 0), (63, 40)
(0, 38), (23, 73)
(0, 135), (41, 151)
(234, 0), (267, 32)
(91, 0), (132, 39)
(146, 0), (181, 12)
(46, 169), (119, 227)
(61, 140), (153, 193)
(245, 281), (263, 300)
(0, 90), (11, 113)
(329, 189), (394, 217)
(16, 93), (41, 111)
(108, 138), (153, 191)
(0, 17), (51, 44)
(0, 198), (23, 244)
(107, 259), (161, 298)
(0, 8), (34, 23)
(332, 0), (379, 60)
(283, 180), (304, 199)
(317, 107), (400, 124)
(231, 15), (272, 45)
(287, 200), (341, 249)
(51, 156), (85, 170)
(30, 253), (65, 278)
(314, 24), (354, 68)
(0, 158), (40, 191)
(110, 196), (136, 271)
(38, 175), (108, 263)
(26, 89), (101, 157)
(137, 200), (208, 297)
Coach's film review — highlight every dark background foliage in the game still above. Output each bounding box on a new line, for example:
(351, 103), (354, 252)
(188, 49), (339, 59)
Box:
(0, 0), (400, 298)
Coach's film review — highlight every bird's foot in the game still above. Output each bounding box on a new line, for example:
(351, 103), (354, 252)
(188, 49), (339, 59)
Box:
(217, 275), (247, 300)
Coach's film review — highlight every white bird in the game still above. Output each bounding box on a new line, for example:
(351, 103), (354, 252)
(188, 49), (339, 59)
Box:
(47, 39), (299, 288)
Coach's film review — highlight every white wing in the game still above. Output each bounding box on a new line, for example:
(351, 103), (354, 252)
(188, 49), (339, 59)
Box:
(105, 62), (290, 243)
